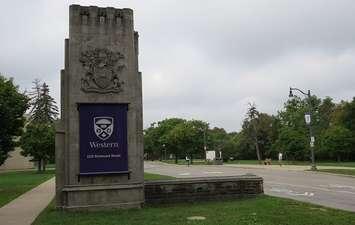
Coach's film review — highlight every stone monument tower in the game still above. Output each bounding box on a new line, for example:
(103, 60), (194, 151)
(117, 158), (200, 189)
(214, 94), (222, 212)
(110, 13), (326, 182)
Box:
(56, 5), (144, 210)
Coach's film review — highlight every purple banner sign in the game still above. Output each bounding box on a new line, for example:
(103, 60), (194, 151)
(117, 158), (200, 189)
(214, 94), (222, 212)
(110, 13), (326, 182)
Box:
(78, 104), (128, 174)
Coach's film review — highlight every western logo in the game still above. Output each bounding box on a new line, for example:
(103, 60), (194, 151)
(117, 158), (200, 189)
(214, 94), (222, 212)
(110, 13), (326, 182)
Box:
(94, 117), (114, 140)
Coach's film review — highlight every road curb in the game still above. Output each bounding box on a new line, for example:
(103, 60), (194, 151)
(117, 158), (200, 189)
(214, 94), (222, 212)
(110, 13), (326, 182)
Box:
(306, 170), (355, 178)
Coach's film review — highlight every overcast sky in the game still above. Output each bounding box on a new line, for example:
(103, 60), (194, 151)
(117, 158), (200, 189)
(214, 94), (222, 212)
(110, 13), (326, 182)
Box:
(1, 0), (355, 132)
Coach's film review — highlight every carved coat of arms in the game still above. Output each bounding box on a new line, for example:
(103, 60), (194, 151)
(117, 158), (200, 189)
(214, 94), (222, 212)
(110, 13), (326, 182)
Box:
(80, 48), (125, 93)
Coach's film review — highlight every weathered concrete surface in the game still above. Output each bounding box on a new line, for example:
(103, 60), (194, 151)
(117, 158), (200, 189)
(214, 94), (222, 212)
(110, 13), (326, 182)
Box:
(56, 5), (144, 210)
(0, 178), (55, 225)
(145, 176), (263, 204)
(144, 161), (355, 212)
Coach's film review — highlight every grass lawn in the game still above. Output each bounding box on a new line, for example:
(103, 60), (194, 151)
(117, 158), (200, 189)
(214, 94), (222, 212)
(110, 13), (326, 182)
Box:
(225, 160), (355, 167)
(0, 170), (55, 207)
(317, 169), (355, 176)
(33, 195), (355, 225)
(162, 159), (355, 167)
(144, 172), (175, 180)
(161, 159), (210, 165)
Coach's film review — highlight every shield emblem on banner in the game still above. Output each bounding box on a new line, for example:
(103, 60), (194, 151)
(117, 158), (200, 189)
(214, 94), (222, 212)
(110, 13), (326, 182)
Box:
(94, 117), (114, 141)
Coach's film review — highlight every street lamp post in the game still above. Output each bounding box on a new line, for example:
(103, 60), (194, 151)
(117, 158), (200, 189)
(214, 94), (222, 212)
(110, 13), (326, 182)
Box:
(289, 87), (317, 171)
(162, 144), (166, 161)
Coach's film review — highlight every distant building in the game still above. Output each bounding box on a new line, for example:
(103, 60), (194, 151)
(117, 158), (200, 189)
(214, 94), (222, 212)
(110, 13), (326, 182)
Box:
(0, 114), (34, 171)
(0, 146), (34, 171)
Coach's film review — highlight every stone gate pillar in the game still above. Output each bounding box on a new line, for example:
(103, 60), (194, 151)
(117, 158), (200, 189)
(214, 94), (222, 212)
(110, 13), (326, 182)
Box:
(55, 5), (144, 210)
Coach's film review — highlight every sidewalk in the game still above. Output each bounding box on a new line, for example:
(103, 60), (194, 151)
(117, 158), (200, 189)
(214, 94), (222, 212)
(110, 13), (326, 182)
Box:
(0, 177), (55, 225)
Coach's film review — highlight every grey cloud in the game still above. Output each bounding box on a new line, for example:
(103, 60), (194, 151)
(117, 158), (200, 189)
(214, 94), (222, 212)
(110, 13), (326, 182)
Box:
(1, 0), (355, 131)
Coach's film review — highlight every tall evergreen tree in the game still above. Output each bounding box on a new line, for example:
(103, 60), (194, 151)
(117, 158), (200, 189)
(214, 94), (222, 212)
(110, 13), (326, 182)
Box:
(244, 103), (262, 162)
(30, 81), (59, 124)
(20, 80), (58, 171)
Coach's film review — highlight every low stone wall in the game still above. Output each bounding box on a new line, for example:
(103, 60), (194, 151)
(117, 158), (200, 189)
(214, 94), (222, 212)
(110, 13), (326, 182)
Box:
(144, 175), (263, 204)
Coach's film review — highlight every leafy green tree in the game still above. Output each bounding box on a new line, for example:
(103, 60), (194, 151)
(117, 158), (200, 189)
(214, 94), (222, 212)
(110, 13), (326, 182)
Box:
(278, 97), (308, 130)
(207, 127), (228, 152)
(219, 134), (239, 161)
(330, 99), (355, 160)
(273, 127), (308, 161)
(318, 97), (336, 131)
(275, 95), (323, 161)
(166, 122), (194, 162)
(321, 126), (353, 162)
(187, 120), (208, 160)
(143, 126), (159, 160)
(143, 118), (186, 161)
(166, 120), (208, 163)
(234, 131), (255, 160)
(0, 75), (29, 165)
(20, 123), (55, 171)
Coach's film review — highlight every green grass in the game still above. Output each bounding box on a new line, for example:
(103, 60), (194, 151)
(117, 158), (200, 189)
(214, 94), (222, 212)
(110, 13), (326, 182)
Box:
(316, 162), (355, 167)
(225, 160), (355, 167)
(317, 169), (355, 176)
(162, 159), (355, 167)
(0, 170), (55, 207)
(161, 159), (209, 165)
(33, 195), (355, 225)
(144, 172), (175, 180)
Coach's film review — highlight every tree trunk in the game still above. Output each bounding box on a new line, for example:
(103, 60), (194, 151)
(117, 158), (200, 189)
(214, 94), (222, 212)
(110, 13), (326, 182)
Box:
(37, 159), (42, 172)
(43, 160), (46, 172)
(254, 137), (262, 163)
(175, 155), (178, 164)
(252, 121), (262, 164)
(337, 154), (341, 162)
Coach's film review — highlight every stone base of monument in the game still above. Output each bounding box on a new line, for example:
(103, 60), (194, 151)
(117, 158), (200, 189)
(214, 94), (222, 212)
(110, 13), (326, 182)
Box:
(58, 183), (144, 211)
(144, 175), (263, 204)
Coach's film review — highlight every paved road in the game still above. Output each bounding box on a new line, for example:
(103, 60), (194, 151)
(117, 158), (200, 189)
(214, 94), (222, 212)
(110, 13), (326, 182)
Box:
(144, 161), (355, 212)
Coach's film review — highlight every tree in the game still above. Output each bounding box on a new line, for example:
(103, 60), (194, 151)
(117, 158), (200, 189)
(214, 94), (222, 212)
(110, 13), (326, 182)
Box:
(29, 79), (41, 112)
(272, 127), (308, 161)
(20, 80), (58, 171)
(244, 103), (262, 162)
(234, 131), (256, 160)
(30, 82), (59, 124)
(165, 120), (208, 163)
(321, 126), (353, 162)
(143, 118), (186, 162)
(0, 75), (28, 165)
(318, 97), (336, 131)
(187, 120), (209, 160)
(274, 95), (323, 161)
(219, 134), (239, 161)
(20, 123), (55, 171)
(208, 127), (228, 152)
(242, 103), (276, 162)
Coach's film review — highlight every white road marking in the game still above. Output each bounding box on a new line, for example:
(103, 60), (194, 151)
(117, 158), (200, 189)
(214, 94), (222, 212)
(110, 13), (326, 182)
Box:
(203, 171), (224, 174)
(319, 184), (355, 190)
(267, 181), (355, 196)
(179, 173), (191, 176)
(270, 188), (314, 197)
